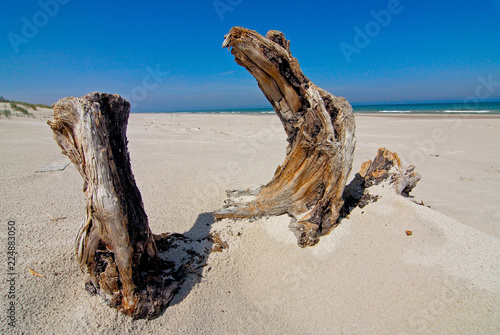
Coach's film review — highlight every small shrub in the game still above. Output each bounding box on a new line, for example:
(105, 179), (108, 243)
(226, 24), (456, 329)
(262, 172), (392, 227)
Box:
(1, 109), (12, 118)
(1, 97), (51, 110)
(11, 101), (37, 110)
(9, 103), (34, 117)
(11, 102), (28, 114)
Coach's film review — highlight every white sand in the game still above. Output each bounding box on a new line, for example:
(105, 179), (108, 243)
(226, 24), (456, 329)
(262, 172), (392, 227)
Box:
(1, 110), (499, 334)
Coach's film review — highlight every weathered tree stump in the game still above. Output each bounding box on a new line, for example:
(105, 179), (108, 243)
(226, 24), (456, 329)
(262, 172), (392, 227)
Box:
(214, 27), (356, 247)
(48, 92), (183, 319)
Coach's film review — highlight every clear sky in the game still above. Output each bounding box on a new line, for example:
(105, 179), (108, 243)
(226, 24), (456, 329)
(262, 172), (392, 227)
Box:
(1, 0), (499, 112)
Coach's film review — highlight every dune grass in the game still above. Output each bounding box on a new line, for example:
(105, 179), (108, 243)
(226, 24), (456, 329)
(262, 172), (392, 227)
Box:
(1, 109), (12, 118)
(0, 96), (53, 118)
(10, 101), (37, 110)
(7, 102), (34, 117)
(1, 96), (53, 112)
(35, 103), (53, 109)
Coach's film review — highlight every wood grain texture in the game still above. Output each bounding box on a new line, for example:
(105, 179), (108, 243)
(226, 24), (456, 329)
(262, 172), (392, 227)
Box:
(341, 147), (422, 216)
(214, 27), (356, 247)
(48, 92), (182, 319)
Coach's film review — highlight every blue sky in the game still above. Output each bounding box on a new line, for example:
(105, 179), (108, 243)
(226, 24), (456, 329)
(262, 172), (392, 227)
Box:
(1, 0), (499, 112)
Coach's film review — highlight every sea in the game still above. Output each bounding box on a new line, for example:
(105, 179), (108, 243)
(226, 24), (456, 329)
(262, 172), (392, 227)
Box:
(153, 101), (500, 114)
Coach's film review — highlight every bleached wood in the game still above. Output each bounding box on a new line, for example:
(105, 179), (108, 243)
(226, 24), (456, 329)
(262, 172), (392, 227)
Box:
(214, 27), (357, 247)
(48, 92), (180, 319)
(341, 147), (422, 215)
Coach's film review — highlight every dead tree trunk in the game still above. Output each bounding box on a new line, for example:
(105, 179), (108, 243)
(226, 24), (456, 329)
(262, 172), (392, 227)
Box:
(214, 27), (356, 247)
(48, 92), (181, 319)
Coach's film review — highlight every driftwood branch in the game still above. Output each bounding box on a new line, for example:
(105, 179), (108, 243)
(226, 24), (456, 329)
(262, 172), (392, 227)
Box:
(359, 147), (421, 196)
(214, 27), (356, 247)
(341, 147), (422, 216)
(48, 92), (183, 319)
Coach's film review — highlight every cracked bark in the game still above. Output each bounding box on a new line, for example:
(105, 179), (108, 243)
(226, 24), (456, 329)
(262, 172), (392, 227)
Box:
(341, 147), (422, 217)
(213, 27), (356, 247)
(48, 92), (182, 319)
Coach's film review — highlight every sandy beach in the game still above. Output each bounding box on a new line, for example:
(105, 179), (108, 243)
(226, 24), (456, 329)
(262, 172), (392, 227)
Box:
(1, 109), (499, 334)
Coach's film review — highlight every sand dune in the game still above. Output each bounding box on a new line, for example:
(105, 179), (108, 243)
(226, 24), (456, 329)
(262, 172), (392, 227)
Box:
(1, 112), (499, 334)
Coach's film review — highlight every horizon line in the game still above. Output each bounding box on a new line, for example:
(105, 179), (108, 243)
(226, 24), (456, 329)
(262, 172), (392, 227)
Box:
(135, 99), (500, 113)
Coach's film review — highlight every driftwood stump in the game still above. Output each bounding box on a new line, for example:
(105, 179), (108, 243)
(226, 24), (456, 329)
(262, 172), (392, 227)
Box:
(214, 27), (356, 247)
(48, 92), (183, 319)
(341, 147), (422, 217)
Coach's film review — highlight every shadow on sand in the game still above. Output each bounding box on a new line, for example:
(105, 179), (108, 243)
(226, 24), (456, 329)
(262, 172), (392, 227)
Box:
(152, 212), (221, 313)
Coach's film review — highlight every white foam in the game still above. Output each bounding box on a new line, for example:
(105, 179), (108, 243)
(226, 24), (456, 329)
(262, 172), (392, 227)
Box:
(379, 110), (412, 113)
(443, 110), (490, 113)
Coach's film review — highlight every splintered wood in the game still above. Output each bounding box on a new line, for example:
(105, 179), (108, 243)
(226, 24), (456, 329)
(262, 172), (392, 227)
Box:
(49, 93), (182, 319)
(214, 27), (356, 247)
(341, 147), (422, 217)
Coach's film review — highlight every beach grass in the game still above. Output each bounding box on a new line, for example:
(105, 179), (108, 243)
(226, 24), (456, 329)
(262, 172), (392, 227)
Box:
(0, 96), (53, 118)
(1, 96), (53, 112)
(10, 101), (36, 111)
(35, 103), (53, 109)
(1, 108), (12, 118)
(8, 102), (35, 117)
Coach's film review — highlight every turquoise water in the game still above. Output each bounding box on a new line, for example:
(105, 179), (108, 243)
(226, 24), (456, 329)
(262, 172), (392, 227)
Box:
(143, 101), (500, 114)
(353, 101), (500, 114)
